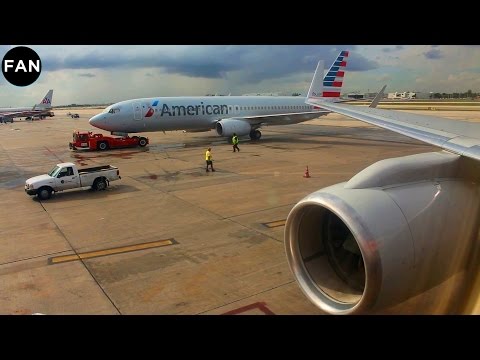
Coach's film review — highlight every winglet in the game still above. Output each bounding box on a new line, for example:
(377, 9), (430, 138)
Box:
(369, 85), (386, 108)
(306, 60), (324, 99)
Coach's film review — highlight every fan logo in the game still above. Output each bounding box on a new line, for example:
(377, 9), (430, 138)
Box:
(2, 46), (42, 87)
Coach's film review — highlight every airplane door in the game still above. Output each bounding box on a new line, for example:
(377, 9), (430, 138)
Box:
(133, 102), (142, 120)
(234, 105), (240, 115)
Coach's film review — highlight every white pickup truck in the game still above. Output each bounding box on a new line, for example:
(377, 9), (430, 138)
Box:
(25, 162), (121, 200)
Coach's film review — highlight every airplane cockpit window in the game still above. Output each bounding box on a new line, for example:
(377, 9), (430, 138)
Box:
(108, 108), (121, 114)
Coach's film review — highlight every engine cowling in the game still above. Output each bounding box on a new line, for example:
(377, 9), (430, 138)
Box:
(216, 118), (252, 137)
(285, 152), (480, 314)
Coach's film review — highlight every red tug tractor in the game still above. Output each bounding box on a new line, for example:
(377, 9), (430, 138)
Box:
(69, 131), (149, 151)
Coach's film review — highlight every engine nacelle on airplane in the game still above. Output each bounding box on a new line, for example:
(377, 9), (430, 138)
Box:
(216, 118), (252, 137)
(285, 152), (480, 314)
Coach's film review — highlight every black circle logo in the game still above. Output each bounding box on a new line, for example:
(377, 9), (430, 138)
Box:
(2, 46), (42, 87)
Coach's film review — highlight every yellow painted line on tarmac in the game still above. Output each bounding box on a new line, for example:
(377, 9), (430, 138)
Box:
(262, 220), (286, 228)
(49, 238), (176, 264)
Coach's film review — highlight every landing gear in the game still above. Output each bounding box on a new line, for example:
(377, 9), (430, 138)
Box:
(249, 129), (262, 140)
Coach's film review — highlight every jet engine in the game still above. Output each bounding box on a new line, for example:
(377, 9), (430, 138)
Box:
(285, 151), (480, 314)
(216, 118), (252, 137)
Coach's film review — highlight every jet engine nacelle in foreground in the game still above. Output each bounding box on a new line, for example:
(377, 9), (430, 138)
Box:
(216, 118), (252, 137)
(285, 152), (480, 314)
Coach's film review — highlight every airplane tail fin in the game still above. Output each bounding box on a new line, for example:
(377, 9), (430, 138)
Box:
(307, 50), (349, 101)
(33, 90), (53, 110)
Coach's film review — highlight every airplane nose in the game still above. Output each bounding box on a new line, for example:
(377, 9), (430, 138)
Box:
(89, 114), (105, 129)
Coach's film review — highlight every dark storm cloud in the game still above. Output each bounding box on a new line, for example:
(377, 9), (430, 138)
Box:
(424, 49), (443, 59)
(39, 45), (378, 83)
(78, 73), (95, 78)
(382, 46), (404, 53)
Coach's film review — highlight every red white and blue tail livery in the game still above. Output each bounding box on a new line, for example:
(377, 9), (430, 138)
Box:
(307, 51), (349, 100)
(323, 50), (348, 97)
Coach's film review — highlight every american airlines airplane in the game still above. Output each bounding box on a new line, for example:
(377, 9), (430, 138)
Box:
(285, 66), (480, 314)
(0, 90), (54, 123)
(88, 51), (350, 140)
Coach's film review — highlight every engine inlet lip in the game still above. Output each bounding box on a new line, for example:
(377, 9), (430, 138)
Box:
(285, 192), (383, 315)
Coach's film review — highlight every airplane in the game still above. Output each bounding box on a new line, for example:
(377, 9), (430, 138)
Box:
(0, 90), (54, 123)
(88, 51), (350, 140)
(284, 62), (480, 315)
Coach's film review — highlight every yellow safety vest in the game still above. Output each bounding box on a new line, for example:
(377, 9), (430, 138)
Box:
(232, 136), (238, 144)
(205, 150), (211, 161)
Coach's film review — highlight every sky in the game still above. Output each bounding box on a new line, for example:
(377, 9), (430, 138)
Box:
(1, 45), (479, 107)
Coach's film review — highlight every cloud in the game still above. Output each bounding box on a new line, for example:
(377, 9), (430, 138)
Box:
(37, 45), (377, 83)
(343, 52), (377, 72)
(10, 45), (480, 106)
(377, 74), (392, 82)
(424, 49), (443, 59)
(78, 73), (95, 78)
(382, 46), (404, 53)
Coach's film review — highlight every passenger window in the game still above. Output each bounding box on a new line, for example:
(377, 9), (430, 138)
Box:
(67, 167), (74, 176)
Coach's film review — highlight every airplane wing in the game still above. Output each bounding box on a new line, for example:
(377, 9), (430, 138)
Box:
(306, 94), (480, 161)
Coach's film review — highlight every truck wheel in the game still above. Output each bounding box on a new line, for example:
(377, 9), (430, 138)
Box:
(98, 141), (109, 151)
(139, 137), (148, 147)
(93, 178), (107, 191)
(37, 187), (52, 200)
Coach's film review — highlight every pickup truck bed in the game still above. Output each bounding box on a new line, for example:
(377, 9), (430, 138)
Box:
(78, 165), (118, 174)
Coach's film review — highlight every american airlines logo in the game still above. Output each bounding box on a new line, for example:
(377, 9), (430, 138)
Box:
(143, 100), (158, 118)
(42, 98), (51, 104)
(145, 107), (154, 117)
(148, 100), (230, 117)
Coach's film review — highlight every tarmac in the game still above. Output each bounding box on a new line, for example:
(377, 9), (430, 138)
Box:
(1, 107), (479, 315)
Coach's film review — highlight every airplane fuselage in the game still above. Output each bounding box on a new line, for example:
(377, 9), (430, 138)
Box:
(0, 106), (33, 113)
(89, 96), (324, 134)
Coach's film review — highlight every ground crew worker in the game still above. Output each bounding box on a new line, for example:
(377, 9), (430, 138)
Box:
(232, 133), (240, 152)
(205, 147), (215, 172)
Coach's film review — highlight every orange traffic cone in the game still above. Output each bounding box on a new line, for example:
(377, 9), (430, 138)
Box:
(303, 166), (311, 178)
